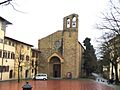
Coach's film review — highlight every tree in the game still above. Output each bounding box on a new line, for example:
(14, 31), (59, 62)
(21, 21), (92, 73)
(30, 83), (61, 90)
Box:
(16, 45), (25, 83)
(0, 0), (12, 5)
(96, 0), (120, 84)
(97, 38), (111, 79)
(83, 37), (97, 77)
(0, 0), (24, 13)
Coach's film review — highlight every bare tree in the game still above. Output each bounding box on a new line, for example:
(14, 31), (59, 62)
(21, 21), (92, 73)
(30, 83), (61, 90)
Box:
(97, 0), (120, 84)
(0, 0), (25, 13)
(0, 0), (12, 5)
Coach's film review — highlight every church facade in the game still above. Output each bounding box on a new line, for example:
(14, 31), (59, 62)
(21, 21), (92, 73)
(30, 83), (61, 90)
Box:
(38, 14), (84, 79)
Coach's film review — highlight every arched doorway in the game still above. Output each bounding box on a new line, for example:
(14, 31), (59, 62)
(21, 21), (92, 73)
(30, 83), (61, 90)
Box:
(25, 70), (28, 78)
(9, 70), (13, 78)
(49, 56), (61, 78)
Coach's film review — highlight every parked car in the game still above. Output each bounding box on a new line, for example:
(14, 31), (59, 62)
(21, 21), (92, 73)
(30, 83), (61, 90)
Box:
(33, 73), (47, 80)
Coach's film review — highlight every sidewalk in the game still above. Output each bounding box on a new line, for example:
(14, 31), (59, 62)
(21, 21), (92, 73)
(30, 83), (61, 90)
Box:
(114, 85), (120, 90)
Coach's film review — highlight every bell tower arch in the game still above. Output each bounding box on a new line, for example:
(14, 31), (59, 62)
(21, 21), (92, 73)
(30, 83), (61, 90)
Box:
(63, 14), (78, 31)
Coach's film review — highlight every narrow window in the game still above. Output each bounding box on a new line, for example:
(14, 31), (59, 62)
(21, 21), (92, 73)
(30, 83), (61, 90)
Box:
(8, 51), (10, 59)
(26, 55), (29, 61)
(0, 38), (3, 43)
(32, 60), (34, 67)
(12, 42), (14, 47)
(32, 51), (35, 57)
(11, 52), (15, 59)
(9, 41), (11, 46)
(32, 69), (34, 73)
(72, 16), (76, 28)
(0, 50), (2, 58)
(4, 40), (7, 44)
(27, 46), (29, 50)
(67, 18), (70, 28)
(1, 21), (6, 31)
(20, 54), (24, 60)
(3, 51), (7, 58)
(36, 53), (38, 58)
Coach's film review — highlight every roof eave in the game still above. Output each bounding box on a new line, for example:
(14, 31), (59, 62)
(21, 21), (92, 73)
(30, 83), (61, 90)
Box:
(0, 16), (12, 25)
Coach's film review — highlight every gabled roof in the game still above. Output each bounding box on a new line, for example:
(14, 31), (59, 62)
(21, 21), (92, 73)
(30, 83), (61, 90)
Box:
(0, 16), (12, 25)
(78, 41), (85, 50)
(38, 30), (62, 41)
(5, 36), (33, 47)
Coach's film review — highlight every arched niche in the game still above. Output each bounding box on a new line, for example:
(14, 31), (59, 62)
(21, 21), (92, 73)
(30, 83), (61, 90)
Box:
(72, 16), (76, 28)
(67, 18), (70, 28)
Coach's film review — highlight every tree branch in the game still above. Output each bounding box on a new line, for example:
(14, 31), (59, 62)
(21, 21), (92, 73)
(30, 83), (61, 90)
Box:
(0, 0), (12, 5)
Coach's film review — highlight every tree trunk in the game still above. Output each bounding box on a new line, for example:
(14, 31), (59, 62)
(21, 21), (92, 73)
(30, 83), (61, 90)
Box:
(18, 62), (20, 83)
(111, 63), (114, 78)
(114, 64), (119, 84)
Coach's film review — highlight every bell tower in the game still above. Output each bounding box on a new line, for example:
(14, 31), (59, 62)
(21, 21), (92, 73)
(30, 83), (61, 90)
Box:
(63, 14), (78, 31)
(62, 14), (79, 78)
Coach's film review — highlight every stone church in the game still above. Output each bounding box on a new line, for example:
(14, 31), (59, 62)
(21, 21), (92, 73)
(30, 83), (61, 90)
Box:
(38, 14), (84, 79)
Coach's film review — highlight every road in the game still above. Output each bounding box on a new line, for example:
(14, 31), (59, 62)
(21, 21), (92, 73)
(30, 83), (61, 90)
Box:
(0, 79), (114, 90)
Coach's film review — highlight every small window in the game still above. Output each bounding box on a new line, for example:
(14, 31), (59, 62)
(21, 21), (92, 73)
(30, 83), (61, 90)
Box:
(6, 66), (9, 72)
(20, 54), (24, 60)
(8, 51), (10, 59)
(4, 40), (7, 44)
(0, 50), (2, 58)
(0, 66), (2, 72)
(36, 53), (38, 58)
(0, 38), (3, 43)
(1, 21), (6, 31)
(32, 51), (35, 57)
(1, 66), (9, 72)
(32, 69), (34, 73)
(26, 55), (29, 61)
(27, 46), (29, 50)
(67, 18), (70, 28)
(21, 45), (24, 48)
(3, 51), (7, 58)
(72, 16), (76, 28)
(13, 53), (15, 59)
(11, 52), (15, 59)
(32, 60), (34, 67)
(9, 41), (11, 46)
(12, 42), (15, 47)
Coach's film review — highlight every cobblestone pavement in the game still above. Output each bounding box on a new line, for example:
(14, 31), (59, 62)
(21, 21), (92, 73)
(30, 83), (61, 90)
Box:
(0, 79), (115, 90)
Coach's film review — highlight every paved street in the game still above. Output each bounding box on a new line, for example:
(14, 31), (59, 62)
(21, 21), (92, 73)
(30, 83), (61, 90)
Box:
(0, 79), (115, 90)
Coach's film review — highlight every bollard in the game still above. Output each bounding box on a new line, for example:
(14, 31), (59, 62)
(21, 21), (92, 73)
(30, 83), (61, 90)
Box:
(22, 82), (32, 90)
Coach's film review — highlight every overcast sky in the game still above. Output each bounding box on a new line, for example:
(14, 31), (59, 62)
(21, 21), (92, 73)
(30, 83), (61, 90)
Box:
(0, 0), (109, 48)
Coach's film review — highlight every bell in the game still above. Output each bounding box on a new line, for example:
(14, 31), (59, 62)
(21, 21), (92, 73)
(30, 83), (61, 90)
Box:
(67, 21), (70, 24)
(72, 21), (76, 25)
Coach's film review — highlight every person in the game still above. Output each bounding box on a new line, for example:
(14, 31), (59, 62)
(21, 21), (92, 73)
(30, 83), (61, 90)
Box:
(67, 72), (72, 79)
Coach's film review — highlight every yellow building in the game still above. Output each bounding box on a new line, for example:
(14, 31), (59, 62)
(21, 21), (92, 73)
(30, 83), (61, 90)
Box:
(0, 16), (41, 81)
(0, 16), (12, 80)
(31, 49), (41, 77)
(38, 14), (84, 79)
(109, 35), (120, 80)
(0, 15), (41, 81)
(0, 36), (33, 80)
(5, 37), (33, 80)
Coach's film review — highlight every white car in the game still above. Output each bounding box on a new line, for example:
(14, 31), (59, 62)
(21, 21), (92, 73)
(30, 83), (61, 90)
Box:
(33, 73), (47, 80)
